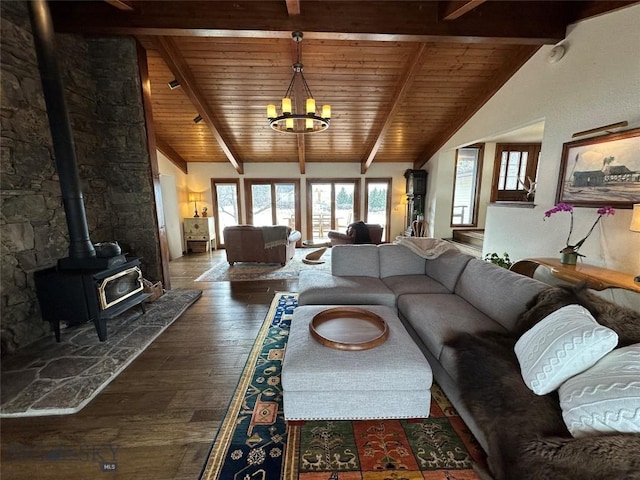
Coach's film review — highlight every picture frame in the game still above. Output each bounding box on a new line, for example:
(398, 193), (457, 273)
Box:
(556, 127), (640, 208)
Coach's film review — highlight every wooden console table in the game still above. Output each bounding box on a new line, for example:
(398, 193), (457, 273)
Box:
(510, 257), (640, 293)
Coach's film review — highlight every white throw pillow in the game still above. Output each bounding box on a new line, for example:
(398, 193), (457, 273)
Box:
(514, 304), (618, 395)
(559, 344), (640, 438)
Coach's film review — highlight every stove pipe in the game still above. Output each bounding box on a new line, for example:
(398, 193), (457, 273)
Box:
(28, 0), (95, 260)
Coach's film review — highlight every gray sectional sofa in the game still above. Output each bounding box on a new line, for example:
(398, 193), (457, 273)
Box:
(297, 243), (640, 479)
(298, 243), (547, 450)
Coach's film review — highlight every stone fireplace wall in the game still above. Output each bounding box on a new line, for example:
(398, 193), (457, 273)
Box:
(1, 1), (162, 353)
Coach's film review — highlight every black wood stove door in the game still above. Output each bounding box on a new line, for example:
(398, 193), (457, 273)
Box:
(35, 258), (149, 342)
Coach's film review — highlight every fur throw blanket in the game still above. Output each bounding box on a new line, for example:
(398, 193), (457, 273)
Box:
(448, 284), (640, 480)
(261, 225), (291, 249)
(394, 236), (458, 259)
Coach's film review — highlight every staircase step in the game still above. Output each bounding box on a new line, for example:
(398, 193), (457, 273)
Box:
(452, 229), (484, 248)
(444, 239), (482, 258)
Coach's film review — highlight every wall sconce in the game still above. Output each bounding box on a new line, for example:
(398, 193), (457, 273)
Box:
(630, 203), (640, 282)
(193, 114), (203, 124)
(168, 79), (181, 90)
(188, 192), (203, 217)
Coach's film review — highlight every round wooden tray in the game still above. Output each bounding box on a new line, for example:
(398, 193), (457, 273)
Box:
(309, 307), (389, 351)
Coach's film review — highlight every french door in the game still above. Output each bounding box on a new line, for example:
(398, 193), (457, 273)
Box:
(365, 178), (392, 242)
(245, 180), (301, 230)
(306, 180), (360, 242)
(211, 179), (241, 246)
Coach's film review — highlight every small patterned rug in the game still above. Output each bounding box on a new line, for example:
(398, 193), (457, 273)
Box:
(199, 293), (487, 480)
(195, 248), (331, 282)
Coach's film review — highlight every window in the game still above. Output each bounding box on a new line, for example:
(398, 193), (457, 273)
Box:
(245, 180), (301, 229)
(211, 179), (241, 246)
(491, 143), (540, 202)
(307, 180), (360, 242)
(365, 179), (392, 242)
(451, 145), (483, 226)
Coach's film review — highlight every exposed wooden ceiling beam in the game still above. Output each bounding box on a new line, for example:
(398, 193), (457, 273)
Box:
(156, 138), (188, 174)
(288, 35), (307, 174)
(153, 36), (244, 174)
(104, 0), (134, 11)
(49, 1), (571, 45)
(286, 0), (301, 16)
(361, 43), (428, 174)
(441, 1), (486, 20)
(297, 136), (306, 175)
(414, 44), (541, 169)
(566, 1), (640, 23)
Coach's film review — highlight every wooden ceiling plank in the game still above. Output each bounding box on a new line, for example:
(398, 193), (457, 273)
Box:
(156, 138), (189, 174)
(153, 36), (244, 174)
(414, 44), (541, 169)
(297, 135), (306, 174)
(441, 1), (486, 20)
(361, 43), (428, 174)
(49, 1), (572, 45)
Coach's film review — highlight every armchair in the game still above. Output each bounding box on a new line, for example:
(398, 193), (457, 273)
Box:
(327, 222), (384, 246)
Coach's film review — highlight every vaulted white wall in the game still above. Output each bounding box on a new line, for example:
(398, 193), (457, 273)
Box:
(425, 4), (640, 276)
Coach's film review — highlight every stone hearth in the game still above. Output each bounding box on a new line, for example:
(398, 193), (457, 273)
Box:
(1, 289), (201, 417)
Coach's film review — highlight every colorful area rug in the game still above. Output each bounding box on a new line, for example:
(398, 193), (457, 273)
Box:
(199, 292), (487, 480)
(195, 248), (331, 282)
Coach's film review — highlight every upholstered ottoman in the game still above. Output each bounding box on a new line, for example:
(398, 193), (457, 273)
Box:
(281, 305), (432, 421)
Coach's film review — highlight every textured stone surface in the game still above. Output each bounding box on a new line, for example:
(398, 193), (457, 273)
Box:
(1, 1), (162, 353)
(0, 289), (202, 417)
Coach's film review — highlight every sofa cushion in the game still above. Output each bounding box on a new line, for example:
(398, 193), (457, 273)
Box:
(517, 284), (640, 345)
(455, 259), (548, 332)
(382, 274), (451, 296)
(398, 293), (507, 360)
(514, 305), (618, 395)
(425, 250), (473, 292)
(559, 344), (640, 438)
(298, 270), (396, 307)
(378, 243), (427, 277)
(331, 244), (380, 277)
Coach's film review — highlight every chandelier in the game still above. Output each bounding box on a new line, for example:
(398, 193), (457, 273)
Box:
(267, 32), (331, 134)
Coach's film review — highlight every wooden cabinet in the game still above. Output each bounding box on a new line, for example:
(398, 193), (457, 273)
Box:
(183, 217), (217, 253)
(403, 169), (427, 234)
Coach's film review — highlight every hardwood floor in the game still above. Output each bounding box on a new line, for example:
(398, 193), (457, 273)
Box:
(1, 250), (298, 480)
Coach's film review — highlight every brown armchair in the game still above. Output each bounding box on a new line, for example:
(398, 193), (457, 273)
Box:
(327, 222), (384, 246)
(223, 225), (301, 265)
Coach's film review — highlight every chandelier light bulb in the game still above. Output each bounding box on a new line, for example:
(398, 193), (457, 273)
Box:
(286, 117), (294, 130)
(306, 98), (316, 115)
(282, 98), (292, 115)
(267, 104), (277, 119)
(322, 105), (331, 119)
(306, 118), (313, 130)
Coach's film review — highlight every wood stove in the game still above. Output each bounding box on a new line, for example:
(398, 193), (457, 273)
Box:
(28, 1), (152, 342)
(35, 255), (149, 342)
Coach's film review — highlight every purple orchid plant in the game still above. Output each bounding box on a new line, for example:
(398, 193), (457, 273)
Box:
(544, 203), (615, 254)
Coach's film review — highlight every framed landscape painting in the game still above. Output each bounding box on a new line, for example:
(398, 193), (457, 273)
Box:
(556, 128), (640, 208)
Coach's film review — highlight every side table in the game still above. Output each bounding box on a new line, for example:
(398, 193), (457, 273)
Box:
(184, 217), (217, 253)
(510, 257), (640, 293)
